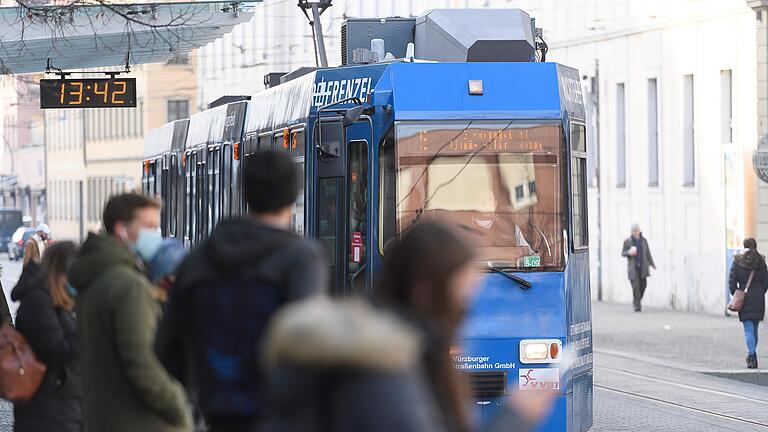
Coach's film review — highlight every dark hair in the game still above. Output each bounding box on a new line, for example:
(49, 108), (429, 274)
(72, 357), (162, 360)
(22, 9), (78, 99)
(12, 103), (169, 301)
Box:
(243, 151), (298, 214)
(745, 238), (758, 250)
(102, 193), (161, 234)
(42, 241), (79, 311)
(377, 221), (475, 432)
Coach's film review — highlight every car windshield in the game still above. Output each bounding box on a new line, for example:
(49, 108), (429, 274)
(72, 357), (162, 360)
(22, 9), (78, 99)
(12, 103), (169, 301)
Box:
(392, 121), (564, 269)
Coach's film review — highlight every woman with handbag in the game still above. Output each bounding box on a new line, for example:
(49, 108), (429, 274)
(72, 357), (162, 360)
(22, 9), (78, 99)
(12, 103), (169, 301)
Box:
(729, 238), (768, 369)
(11, 241), (82, 431)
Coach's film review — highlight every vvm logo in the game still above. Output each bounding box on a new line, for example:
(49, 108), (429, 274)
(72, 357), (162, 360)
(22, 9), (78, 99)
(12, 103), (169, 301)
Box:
(519, 368), (560, 391)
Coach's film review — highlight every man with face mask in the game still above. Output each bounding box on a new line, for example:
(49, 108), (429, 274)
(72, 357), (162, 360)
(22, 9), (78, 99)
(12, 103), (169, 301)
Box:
(68, 193), (191, 432)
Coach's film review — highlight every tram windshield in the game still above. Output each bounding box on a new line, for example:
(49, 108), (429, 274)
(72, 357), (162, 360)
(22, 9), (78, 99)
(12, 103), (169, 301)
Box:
(390, 121), (563, 269)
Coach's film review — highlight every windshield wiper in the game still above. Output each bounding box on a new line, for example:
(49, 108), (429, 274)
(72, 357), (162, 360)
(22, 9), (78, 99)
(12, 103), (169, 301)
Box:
(485, 262), (533, 290)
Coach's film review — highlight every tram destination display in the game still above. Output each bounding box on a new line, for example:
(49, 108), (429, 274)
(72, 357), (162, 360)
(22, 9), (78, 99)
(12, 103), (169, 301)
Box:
(402, 124), (560, 156)
(39, 78), (137, 109)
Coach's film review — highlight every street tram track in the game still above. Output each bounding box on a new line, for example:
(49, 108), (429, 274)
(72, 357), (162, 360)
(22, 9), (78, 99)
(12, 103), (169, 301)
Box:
(599, 365), (768, 405)
(595, 384), (768, 428)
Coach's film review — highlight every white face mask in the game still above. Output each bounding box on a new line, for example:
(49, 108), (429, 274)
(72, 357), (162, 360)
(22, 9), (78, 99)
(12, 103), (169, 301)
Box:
(134, 229), (163, 261)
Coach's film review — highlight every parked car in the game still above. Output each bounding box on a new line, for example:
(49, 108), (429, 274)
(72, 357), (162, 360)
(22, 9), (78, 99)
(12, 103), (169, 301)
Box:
(0, 209), (22, 253)
(8, 228), (36, 261)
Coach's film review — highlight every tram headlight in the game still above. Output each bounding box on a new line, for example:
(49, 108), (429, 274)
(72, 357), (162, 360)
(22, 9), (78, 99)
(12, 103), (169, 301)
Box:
(520, 339), (562, 364)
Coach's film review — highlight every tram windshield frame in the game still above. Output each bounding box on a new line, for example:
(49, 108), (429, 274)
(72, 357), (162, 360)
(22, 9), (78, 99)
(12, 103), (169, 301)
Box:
(385, 120), (566, 271)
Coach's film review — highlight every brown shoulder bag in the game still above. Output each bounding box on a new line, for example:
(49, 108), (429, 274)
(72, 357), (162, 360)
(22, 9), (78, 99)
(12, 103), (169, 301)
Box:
(728, 270), (755, 312)
(0, 322), (46, 403)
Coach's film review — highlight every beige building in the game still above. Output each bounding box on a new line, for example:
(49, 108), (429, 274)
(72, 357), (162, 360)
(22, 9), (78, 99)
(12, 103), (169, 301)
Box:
(46, 59), (197, 241)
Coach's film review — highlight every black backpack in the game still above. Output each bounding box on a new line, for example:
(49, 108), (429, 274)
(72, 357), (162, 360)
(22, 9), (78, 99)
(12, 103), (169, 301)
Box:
(190, 273), (282, 418)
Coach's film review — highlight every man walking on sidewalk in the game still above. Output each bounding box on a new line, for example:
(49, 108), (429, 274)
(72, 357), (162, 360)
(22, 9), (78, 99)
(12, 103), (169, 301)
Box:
(622, 224), (656, 312)
(68, 193), (191, 432)
(156, 150), (327, 432)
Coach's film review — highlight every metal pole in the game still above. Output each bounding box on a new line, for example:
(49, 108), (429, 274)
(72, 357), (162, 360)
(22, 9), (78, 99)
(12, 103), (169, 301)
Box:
(311, 3), (329, 68)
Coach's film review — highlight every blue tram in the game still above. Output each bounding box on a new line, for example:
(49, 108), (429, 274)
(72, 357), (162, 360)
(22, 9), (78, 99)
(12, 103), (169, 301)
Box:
(142, 8), (592, 431)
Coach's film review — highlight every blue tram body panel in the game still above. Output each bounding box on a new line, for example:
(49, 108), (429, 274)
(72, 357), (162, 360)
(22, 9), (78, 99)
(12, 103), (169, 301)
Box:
(143, 59), (593, 431)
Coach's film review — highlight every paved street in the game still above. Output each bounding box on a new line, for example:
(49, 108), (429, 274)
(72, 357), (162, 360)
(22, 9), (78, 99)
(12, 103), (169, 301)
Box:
(1, 257), (767, 431)
(591, 301), (768, 431)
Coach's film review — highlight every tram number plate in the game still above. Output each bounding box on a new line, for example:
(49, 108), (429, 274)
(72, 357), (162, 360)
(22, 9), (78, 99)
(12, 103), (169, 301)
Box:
(521, 255), (541, 268)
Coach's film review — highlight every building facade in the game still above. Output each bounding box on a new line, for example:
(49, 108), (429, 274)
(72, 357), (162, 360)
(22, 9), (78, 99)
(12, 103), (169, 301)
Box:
(45, 60), (197, 241)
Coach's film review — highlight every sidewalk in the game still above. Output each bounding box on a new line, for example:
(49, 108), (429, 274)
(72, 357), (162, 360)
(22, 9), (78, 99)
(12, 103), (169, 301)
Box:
(593, 301), (762, 373)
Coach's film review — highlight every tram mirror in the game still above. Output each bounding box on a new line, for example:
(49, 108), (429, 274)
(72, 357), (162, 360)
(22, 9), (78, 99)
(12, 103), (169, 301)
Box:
(319, 121), (343, 157)
(342, 105), (364, 126)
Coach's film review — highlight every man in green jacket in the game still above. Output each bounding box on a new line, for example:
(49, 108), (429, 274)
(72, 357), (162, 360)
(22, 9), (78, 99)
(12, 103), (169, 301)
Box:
(69, 193), (191, 432)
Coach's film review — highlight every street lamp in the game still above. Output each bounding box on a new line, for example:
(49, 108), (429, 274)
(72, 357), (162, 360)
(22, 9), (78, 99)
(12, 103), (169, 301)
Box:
(298, 0), (332, 67)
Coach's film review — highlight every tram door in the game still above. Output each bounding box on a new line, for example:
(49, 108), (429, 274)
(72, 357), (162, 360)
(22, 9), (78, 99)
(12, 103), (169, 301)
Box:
(316, 119), (371, 295)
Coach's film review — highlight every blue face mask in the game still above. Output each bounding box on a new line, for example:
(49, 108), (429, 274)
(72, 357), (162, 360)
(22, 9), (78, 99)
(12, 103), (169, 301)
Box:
(133, 229), (163, 262)
(65, 282), (77, 297)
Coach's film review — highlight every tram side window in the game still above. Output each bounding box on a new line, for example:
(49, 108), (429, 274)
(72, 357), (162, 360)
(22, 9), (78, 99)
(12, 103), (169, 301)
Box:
(258, 134), (272, 152)
(291, 130), (306, 235)
(378, 128), (396, 255)
(222, 144), (233, 219)
(348, 141), (369, 292)
(571, 124), (588, 249)
(208, 147), (219, 232)
(169, 155), (178, 237)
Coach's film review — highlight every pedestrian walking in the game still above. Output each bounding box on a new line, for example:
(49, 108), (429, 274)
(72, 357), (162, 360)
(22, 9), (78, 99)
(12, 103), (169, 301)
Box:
(68, 193), (191, 432)
(23, 223), (50, 266)
(261, 221), (553, 432)
(728, 238), (768, 369)
(621, 224), (656, 312)
(155, 150), (327, 432)
(11, 241), (82, 432)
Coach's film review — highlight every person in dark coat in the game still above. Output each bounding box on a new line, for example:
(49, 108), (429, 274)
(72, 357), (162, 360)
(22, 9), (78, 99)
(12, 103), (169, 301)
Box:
(11, 241), (82, 432)
(0, 279), (12, 325)
(156, 151), (327, 432)
(621, 224), (656, 312)
(729, 238), (768, 369)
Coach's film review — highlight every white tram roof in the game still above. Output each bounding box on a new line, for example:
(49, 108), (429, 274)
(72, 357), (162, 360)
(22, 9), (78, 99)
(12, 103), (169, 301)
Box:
(185, 103), (229, 149)
(143, 120), (177, 159)
(245, 71), (316, 134)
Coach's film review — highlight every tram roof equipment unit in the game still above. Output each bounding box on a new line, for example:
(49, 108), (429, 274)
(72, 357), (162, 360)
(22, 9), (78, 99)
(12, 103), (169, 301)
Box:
(414, 8), (536, 63)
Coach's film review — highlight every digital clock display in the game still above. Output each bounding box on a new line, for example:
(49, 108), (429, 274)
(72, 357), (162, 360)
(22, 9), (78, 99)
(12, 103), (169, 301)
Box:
(39, 78), (137, 109)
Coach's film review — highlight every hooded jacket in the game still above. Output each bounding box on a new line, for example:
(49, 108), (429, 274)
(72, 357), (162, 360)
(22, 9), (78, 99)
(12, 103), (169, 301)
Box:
(68, 233), (191, 432)
(729, 251), (768, 322)
(261, 297), (444, 432)
(12, 262), (81, 432)
(262, 298), (534, 432)
(154, 218), (327, 420)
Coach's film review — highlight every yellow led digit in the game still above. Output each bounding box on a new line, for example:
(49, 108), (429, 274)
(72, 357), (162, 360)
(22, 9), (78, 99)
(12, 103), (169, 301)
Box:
(112, 81), (126, 104)
(93, 81), (109, 103)
(59, 82), (65, 104)
(69, 82), (83, 105)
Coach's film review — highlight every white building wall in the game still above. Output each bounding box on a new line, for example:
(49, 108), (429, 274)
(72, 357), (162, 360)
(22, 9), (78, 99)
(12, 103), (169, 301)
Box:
(544, 1), (757, 313)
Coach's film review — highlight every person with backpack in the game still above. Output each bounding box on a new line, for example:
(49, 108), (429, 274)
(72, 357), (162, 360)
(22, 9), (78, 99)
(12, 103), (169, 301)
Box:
(155, 150), (328, 432)
(11, 241), (82, 432)
(68, 193), (191, 432)
(261, 221), (554, 432)
(729, 238), (768, 369)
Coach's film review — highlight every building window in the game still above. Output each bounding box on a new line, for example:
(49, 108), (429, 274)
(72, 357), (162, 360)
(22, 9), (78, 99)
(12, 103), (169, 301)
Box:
(648, 78), (659, 187)
(167, 99), (190, 122)
(721, 70), (732, 143)
(616, 83), (626, 188)
(515, 184), (525, 201)
(683, 74), (695, 187)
